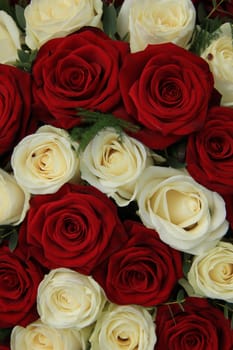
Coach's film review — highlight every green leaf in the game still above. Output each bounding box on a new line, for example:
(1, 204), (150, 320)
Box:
(189, 18), (223, 55)
(8, 230), (18, 252)
(178, 278), (196, 297)
(15, 48), (38, 72)
(197, 2), (208, 23)
(224, 302), (229, 319)
(70, 108), (140, 152)
(17, 49), (30, 63)
(0, 0), (14, 16)
(103, 3), (117, 39)
(15, 4), (26, 30)
(0, 328), (11, 343)
(176, 289), (185, 303)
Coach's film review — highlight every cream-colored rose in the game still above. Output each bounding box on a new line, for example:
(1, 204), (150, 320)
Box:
(117, 0), (196, 52)
(24, 0), (103, 49)
(80, 128), (153, 206)
(10, 319), (90, 350)
(37, 268), (106, 329)
(11, 125), (79, 195)
(0, 168), (30, 225)
(0, 10), (21, 64)
(201, 23), (233, 106)
(136, 166), (229, 255)
(89, 303), (156, 350)
(188, 242), (233, 302)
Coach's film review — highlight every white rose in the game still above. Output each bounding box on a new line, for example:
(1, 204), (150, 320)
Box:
(0, 168), (30, 225)
(0, 10), (21, 64)
(117, 0), (196, 52)
(24, 0), (103, 49)
(10, 319), (90, 350)
(80, 127), (153, 206)
(89, 303), (156, 350)
(136, 166), (229, 255)
(201, 23), (233, 106)
(11, 125), (79, 195)
(188, 241), (233, 302)
(37, 268), (106, 329)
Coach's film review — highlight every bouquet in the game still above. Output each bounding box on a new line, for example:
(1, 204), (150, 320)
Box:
(0, 0), (233, 349)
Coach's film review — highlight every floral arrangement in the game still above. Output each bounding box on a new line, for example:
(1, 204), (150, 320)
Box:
(0, 0), (233, 349)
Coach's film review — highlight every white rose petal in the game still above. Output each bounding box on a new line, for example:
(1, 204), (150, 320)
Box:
(188, 242), (233, 302)
(201, 23), (233, 106)
(89, 303), (156, 350)
(0, 168), (30, 225)
(0, 10), (21, 64)
(136, 166), (229, 255)
(11, 125), (80, 195)
(117, 0), (196, 52)
(80, 127), (153, 206)
(10, 319), (90, 350)
(37, 268), (107, 329)
(24, 0), (103, 49)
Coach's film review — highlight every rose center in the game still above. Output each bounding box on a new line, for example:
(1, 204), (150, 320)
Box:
(207, 136), (230, 160)
(209, 262), (233, 283)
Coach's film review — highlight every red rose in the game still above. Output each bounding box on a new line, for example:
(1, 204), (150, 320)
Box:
(155, 297), (233, 350)
(0, 64), (33, 163)
(93, 220), (183, 306)
(119, 43), (214, 149)
(186, 106), (233, 196)
(0, 245), (43, 328)
(0, 345), (10, 350)
(19, 183), (127, 275)
(32, 27), (129, 129)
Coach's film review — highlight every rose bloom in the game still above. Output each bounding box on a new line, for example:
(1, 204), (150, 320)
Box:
(117, 0), (196, 52)
(188, 242), (233, 302)
(0, 64), (33, 163)
(136, 166), (228, 255)
(201, 23), (233, 107)
(119, 42), (214, 149)
(93, 220), (183, 306)
(32, 27), (128, 129)
(10, 319), (90, 350)
(37, 268), (106, 329)
(0, 245), (43, 328)
(11, 125), (79, 195)
(18, 183), (127, 274)
(155, 297), (233, 350)
(186, 106), (233, 196)
(0, 169), (30, 225)
(80, 128), (153, 206)
(89, 303), (157, 350)
(0, 345), (11, 350)
(24, 0), (103, 49)
(0, 11), (21, 64)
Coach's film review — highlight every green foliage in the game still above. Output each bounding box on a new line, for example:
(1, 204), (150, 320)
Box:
(0, 328), (11, 344)
(0, 1), (26, 31)
(102, 2), (117, 39)
(15, 47), (38, 72)
(158, 139), (187, 169)
(0, 225), (18, 251)
(178, 278), (196, 297)
(190, 17), (224, 55)
(70, 109), (140, 152)
(0, 0), (14, 16)
(15, 4), (26, 30)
